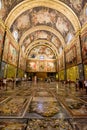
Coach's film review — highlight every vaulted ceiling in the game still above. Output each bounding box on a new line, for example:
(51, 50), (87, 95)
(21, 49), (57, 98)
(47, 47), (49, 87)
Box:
(0, 0), (87, 60)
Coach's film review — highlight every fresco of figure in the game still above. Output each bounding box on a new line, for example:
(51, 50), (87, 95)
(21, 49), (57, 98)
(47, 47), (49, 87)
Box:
(56, 17), (69, 35)
(70, 0), (82, 11)
(31, 8), (56, 25)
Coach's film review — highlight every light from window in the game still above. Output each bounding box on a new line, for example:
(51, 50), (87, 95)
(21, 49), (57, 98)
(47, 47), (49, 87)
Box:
(86, 7), (87, 16)
(39, 55), (44, 60)
(0, 0), (2, 10)
(67, 33), (73, 44)
(59, 47), (63, 54)
(13, 30), (19, 42)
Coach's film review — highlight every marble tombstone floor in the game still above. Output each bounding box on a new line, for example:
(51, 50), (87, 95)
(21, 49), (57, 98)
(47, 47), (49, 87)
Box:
(0, 81), (87, 130)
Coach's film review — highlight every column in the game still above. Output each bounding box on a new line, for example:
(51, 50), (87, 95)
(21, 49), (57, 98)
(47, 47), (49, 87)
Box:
(16, 47), (20, 78)
(0, 26), (7, 78)
(64, 50), (67, 81)
(78, 30), (85, 80)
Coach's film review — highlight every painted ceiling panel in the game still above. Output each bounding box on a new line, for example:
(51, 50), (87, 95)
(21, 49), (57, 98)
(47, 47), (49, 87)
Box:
(25, 40), (59, 57)
(0, 0), (86, 59)
(23, 30), (61, 50)
(10, 7), (75, 42)
(0, 0), (86, 21)
(28, 45), (56, 60)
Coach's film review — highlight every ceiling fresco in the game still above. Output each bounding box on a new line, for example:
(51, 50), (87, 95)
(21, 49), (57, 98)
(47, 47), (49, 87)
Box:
(22, 30), (61, 50)
(10, 7), (74, 42)
(0, 0), (87, 60)
(0, 0), (24, 20)
(0, 0), (87, 21)
(28, 45), (56, 60)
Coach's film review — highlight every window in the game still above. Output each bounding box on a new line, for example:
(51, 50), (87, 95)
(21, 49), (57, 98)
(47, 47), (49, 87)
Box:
(22, 46), (25, 53)
(59, 47), (63, 54)
(67, 33), (73, 44)
(39, 55), (44, 60)
(13, 30), (19, 42)
(0, 0), (2, 10)
(86, 6), (87, 16)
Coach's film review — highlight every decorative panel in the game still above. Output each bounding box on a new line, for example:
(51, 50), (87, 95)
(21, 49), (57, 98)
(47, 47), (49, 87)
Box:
(3, 29), (19, 66)
(27, 60), (37, 72)
(59, 70), (64, 80)
(84, 64), (87, 79)
(39, 61), (47, 72)
(65, 45), (77, 68)
(8, 43), (18, 66)
(27, 60), (56, 72)
(47, 61), (56, 72)
(67, 66), (79, 81)
(6, 64), (16, 78)
(18, 69), (24, 78)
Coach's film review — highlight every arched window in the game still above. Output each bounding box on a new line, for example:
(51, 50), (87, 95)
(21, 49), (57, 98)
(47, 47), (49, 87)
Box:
(22, 45), (25, 53)
(59, 47), (63, 54)
(85, 6), (87, 16)
(0, 0), (2, 10)
(13, 30), (19, 42)
(39, 55), (44, 60)
(67, 33), (73, 44)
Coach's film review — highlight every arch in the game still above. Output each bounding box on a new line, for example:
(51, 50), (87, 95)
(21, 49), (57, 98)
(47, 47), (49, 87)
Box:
(5, 0), (81, 31)
(25, 39), (59, 58)
(19, 25), (65, 47)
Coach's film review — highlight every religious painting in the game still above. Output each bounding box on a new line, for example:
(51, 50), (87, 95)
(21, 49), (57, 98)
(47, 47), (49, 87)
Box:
(30, 7), (56, 26)
(69, 0), (82, 12)
(65, 45), (77, 68)
(56, 16), (69, 36)
(28, 45), (55, 60)
(27, 61), (37, 72)
(81, 32), (87, 63)
(47, 61), (56, 72)
(33, 31), (49, 40)
(11, 7), (75, 43)
(51, 35), (61, 49)
(39, 61), (46, 72)
(0, 23), (4, 58)
(23, 35), (33, 49)
(27, 59), (56, 72)
(0, 0), (24, 20)
(8, 43), (18, 66)
(14, 11), (30, 31)
(80, 3), (87, 26)
(23, 31), (60, 50)
(3, 29), (19, 66)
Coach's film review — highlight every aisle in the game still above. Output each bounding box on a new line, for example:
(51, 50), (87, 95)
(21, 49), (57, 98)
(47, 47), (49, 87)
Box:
(0, 81), (87, 130)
